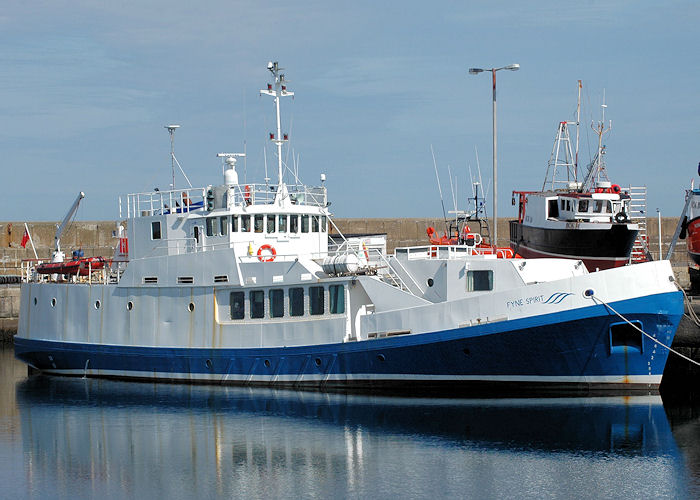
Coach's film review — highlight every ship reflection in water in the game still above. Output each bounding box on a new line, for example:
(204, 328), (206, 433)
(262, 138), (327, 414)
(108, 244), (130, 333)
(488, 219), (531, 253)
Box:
(14, 377), (697, 499)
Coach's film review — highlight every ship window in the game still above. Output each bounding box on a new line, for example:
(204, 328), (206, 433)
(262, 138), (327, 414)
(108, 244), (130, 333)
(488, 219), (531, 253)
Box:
(579, 200), (589, 212)
(290, 287), (304, 316)
(152, 221), (162, 240)
(560, 199), (565, 210)
(310, 286), (324, 315)
(278, 215), (288, 233)
(312, 216), (319, 232)
(254, 215), (264, 233)
(241, 215), (251, 232)
(290, 215), (299, 233)
(594, 200), (603, 213)
(220, 216), (228, 236)
(231, 215), (239, 232)
(547, 199), (559, 218)
(206, 217), (216, 237)
(321, 216), (327, 232)
(230, 292), (244, 320)
(467, 270), (493, 292)
(193, 226), (200, 244)
(267, 215), (276, 233)
(301, 215), (310, 233)
(250, 290), (264, 318)
(269, 288), (284, 318)
(329, 284), (345, 314)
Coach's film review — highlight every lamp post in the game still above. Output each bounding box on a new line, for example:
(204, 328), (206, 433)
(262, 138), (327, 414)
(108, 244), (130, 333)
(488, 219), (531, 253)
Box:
(468, 63), (519, 248)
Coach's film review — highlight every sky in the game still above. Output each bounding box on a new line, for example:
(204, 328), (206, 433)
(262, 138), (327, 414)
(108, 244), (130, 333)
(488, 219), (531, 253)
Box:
(1, 1), (699, 222)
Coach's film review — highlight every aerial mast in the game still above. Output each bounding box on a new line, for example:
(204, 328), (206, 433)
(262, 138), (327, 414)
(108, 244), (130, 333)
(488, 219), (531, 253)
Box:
(260, 61), (294, 189)
(165, 124), (180, 190)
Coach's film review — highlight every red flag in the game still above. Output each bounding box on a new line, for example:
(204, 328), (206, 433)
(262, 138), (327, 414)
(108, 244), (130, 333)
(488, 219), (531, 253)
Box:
(20, 227), (29, 248)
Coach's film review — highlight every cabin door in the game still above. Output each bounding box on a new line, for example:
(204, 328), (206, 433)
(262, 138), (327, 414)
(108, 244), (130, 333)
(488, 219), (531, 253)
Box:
(191, 225), (203, 252)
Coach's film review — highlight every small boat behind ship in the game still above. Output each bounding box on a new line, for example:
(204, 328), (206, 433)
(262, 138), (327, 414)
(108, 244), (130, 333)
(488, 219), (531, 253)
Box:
(14, 65), (683, 394)
(509, 83), (642, 271)
(35, 255), (106, 276)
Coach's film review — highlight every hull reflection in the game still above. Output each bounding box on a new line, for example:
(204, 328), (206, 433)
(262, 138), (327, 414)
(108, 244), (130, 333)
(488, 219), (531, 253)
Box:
(16, 377), (687, 499)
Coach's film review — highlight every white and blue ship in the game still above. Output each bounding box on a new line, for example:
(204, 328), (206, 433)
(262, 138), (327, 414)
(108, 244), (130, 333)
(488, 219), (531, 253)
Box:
(15, 62), (683, 394)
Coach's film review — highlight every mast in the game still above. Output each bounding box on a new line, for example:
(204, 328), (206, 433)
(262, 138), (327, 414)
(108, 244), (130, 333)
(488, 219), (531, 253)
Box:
(574, 80), (581, 179)
(260, 61), (294, 189)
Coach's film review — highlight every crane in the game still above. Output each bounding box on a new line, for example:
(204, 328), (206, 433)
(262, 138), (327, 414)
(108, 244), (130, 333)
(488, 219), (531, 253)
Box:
(52, 192), (85, 263)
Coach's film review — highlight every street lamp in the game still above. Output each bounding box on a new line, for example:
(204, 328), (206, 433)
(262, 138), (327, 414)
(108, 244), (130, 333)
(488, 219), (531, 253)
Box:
(468, 63), (519, 248)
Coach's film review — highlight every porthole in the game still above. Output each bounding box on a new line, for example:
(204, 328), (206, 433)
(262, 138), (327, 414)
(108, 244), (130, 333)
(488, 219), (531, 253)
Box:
(377, 354), (386, 362)
(314, 358), (322, 367)
(33, 297), (37, 306)
(188, 302), (195, 312)
(51, 298), (56, 307)
(126, 301), (134, 311)
(94, 300), (101, 309)
(205, 359), (213, 370)
(264, 359), (271, 368)
(427, 278), (434, 287)
(463, 348), (471, 356)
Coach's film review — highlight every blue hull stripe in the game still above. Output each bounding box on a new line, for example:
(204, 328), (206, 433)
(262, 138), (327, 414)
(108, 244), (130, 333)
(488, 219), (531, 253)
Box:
(15, 291), (683, 389)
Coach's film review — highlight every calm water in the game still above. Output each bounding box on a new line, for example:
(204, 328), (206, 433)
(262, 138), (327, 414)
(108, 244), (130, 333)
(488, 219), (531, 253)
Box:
(1, 346), (700, 499)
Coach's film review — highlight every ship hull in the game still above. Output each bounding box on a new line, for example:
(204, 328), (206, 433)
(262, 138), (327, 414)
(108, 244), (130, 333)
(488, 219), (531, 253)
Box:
(510, 221), (638, 271)
(15, 290), (682, 394)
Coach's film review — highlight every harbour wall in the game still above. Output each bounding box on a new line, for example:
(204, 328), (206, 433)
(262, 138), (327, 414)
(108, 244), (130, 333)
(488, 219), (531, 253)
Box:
(0, 217), (691, 269)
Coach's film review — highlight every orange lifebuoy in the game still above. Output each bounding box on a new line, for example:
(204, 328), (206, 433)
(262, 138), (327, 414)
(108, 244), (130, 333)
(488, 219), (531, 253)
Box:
(244, 185), (251, 204)
(611, 184), (621, 194)
(257, 244), (276, 262)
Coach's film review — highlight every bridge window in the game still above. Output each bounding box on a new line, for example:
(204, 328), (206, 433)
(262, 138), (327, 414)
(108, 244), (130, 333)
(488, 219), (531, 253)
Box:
(301, 215), (310, 233)
(290, 215), (299, 233)
(578, 200), (589, 213)
(220, 216), (228, 235)
(467, 270), (493, 292)
(278, 215), (288, 233)
(267, 215), (276, 233)
(230, 292), (244, 320)
(594, 200), (603, 213)
(231, 215), (239, 232)
(269, 288), (284, 318)
(290, 287), (304, 316)
(254, 215), (264, 233)
(206, 217), (216, 237)
(241, 215), (251, 232)
(321, 216), (327, 232)
(310, 286), (324, 315)
(151, 221), (162, 240)
(329, 284), (344, 314)
(547, 199), (559, 218)
(312, 216), (319, 232)
(250, 290), (264, 318)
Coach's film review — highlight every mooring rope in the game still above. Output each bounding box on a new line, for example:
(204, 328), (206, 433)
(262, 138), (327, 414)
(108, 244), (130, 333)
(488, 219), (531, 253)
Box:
(677, 285), (700, 328)
(586, 291), (700, 367)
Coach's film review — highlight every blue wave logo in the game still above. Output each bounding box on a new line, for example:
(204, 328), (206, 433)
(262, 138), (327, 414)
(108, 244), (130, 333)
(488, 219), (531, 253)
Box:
(543, 292), (573, 304)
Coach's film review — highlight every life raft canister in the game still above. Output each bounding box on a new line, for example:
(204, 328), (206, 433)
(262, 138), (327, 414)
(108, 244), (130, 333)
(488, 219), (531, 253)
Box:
(257, 244), (276, 262)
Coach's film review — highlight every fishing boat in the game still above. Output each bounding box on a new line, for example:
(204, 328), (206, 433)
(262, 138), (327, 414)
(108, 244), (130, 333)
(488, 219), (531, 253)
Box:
(509, 83), (641, 271)
(15, 64), (683, 394)
(681, 187), (700, 265)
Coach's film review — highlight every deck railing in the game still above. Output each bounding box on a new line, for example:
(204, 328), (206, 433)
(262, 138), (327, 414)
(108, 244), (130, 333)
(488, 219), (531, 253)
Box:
(122, 183), (327, 219)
